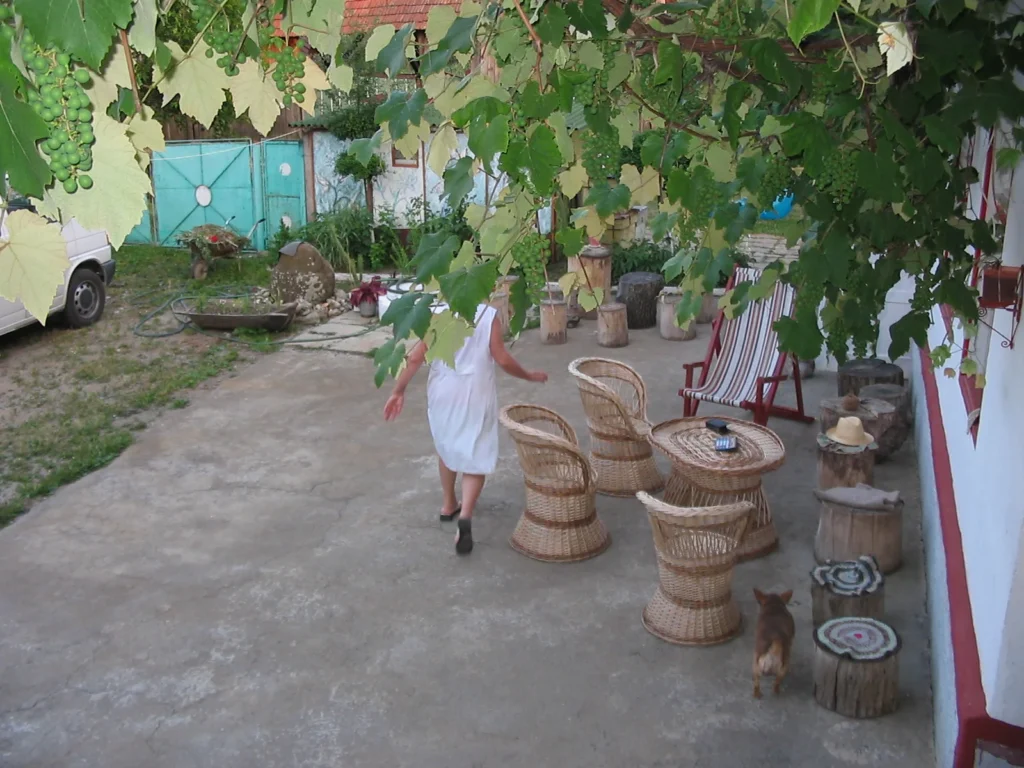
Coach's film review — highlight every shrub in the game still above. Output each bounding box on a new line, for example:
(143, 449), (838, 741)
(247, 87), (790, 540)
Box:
(611, 240), (675, 281)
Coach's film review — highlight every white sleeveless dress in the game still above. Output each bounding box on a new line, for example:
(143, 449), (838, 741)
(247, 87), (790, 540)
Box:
(426, 304), (499, 475)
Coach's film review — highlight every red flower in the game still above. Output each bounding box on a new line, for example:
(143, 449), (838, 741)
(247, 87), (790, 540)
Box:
(209, 235), (219, 243)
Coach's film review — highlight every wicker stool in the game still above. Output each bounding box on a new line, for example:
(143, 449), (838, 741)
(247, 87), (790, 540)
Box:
(636, 492), (752, 645)
(500, 404), (611, 562)
(568, 358), (664, 497)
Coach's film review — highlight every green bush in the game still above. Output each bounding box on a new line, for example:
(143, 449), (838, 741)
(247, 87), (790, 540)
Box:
(335, 152), (385, 183)
(611, 241), (675, 281)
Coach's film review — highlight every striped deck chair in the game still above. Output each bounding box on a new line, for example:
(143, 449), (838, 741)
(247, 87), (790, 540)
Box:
(679, 267), (814, 426)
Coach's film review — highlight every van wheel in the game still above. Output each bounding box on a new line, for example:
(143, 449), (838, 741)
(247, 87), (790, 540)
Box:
(64, 268), (106, 328)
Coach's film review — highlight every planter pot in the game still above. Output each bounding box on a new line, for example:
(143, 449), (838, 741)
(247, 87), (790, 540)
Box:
(540, 299), (568, 345)
(658, 288), (697, 341)
(359, 299), (377, 318)
(178, 302), (298, 332)
(980, 265), (1021, 309)
(697, 291), (718, 324)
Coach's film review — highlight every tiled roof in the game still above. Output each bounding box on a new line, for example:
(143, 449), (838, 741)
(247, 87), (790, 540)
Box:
(342, 0), (462, 33)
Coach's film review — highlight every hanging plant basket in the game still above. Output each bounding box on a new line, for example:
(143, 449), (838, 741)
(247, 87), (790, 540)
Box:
(979, 265), (1022, 310)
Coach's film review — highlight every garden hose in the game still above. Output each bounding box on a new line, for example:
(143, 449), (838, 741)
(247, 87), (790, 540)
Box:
(128, 285), (381, 347)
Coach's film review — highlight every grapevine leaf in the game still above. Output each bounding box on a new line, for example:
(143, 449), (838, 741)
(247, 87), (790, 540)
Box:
(536, 3), (570, 45)
(786, 0), (841, 47)
(888, 309), (930, 360)
(650, 212), (678, 243)
(0, 72), (51, 198)
(377, 23), (414, 78)
(662, 250), (688, 282)
(655, 41), (683, 95)
(37, 112), (152, 249)
(365, 25), (396, 63)
(286, 0), (343, 65)
(558, 271), (578, 298)
(495, 25), (524, 59)
(154, 40), (172, 72)
(548, 112), (574, 162)
(452, 240), (476, 272)
(381, 292), (435, 341)
(558, 163), (589, 199)
(607, 52), (632, 90)
(376, 89), (428, 141)
(877, 21), (913, 76)
(578, 41), (605, 70)
(328, 63), (354, 93)
(641, 131), (688, 174)
(294, 59), (330, 116)
(521, 82), (558, 120)
(412, 232), (461, 282)
(620, 164), (660, 206)
(156, 40), (230, 129)
(745, 39), (802, 92)
(87, 40), (133, 110)
(443, 156), (475, 209)
(424, 310), (473, 368)
(722, 82), (752, 149)
(19, 0), (133, 70)
(571, 205), (607, 237)
(125, 106), (165, 169)
(0, 210), (70, 323)
(129, 0), (158, 56)
(394, 119), (430, 161)
(586, 182), (631, 218)
(524, 125), (563, 194)
(556, 227), (586, 257)
(775, 316), (824, 360)
(350, 130), (384, 165)
(480, 207), (515, 255)
(428, 124), (460, 177)
(467, 115), (509, 173)
(705, 144), (736, 182)
(439, 261), (499, 321)
(466, 204), (486, 230)
(232, 60), (283, 136)
(373, 338), (407, 388)
(437, 14), (478, 53)
(509, 274), (530, 336)
(923, 115), (961, 155)
(426, 6), (458, 48)
(565, 0), (609, 38)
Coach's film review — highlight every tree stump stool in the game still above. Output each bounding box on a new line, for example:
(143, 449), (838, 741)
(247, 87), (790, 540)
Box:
(814, 617), (901, 718)
(859, 383), (911, 458)
(657, 287), (697, 340)
(540, 299), (568, 345)
(819, 396), (898, 460)
(811, 555), (886, 627)
(597, 302), (628, 347)
(817, 433), (877, 490)
(617, 272), (664, 329)
(577, 244), (613, 319)
(813, 485), (904, 573)
(838, 358), (905, 396)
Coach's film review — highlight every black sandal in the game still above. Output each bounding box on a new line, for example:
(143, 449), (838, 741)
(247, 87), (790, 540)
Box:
(440, 505), (461, 522)
(455, 518), (473, 555)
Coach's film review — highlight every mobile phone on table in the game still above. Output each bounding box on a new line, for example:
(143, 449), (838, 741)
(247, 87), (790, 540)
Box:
(715, 436), (738, 452)
(706, 418), (730, 435)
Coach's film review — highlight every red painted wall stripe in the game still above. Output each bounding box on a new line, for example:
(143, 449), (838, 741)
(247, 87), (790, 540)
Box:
(918, 344), (1024, 765)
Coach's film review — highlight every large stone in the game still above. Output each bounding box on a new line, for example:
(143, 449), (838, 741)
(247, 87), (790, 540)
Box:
(271, 241), (336, 305)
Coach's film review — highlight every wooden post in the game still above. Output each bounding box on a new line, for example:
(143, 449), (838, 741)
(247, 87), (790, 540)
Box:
(540, 299), (568, 345)
(810, 555), (886, 628)
(816, 433), (877, 490)
(658, 288), (697, 341)
(858, 383), (911, 459)
(597, 302), (628, 347)
(838, 358), (905, 396)
(819, 396), (897, 459)
(813, 617), (901, 718)
(813, 485), (904, 573)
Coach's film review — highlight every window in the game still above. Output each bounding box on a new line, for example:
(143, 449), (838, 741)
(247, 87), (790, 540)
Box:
(391, 144), (419, 168)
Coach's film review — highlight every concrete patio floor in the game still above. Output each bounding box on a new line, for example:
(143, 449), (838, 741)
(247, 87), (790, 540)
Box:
(0, 320), (933, 768)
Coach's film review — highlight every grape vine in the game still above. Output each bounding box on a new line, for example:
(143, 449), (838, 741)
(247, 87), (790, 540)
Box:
(511, 232), (551, 305)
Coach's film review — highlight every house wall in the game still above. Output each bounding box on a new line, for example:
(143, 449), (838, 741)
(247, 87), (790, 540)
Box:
(914, 142), (1024, 735)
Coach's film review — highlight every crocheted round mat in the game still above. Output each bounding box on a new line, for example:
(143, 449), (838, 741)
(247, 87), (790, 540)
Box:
(814, 617), (901, 661)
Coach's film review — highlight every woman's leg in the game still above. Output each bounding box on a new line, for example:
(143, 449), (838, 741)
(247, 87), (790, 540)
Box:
(438, 457), (459, 516)
(455, 473), (485, 554)
(459, 474), (485, 520)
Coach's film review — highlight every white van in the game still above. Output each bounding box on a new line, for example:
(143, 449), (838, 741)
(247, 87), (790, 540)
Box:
(0, 193), (115, 337)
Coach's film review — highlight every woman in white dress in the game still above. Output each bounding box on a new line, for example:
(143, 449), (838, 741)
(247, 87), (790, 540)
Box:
(383, 303), (548, 554)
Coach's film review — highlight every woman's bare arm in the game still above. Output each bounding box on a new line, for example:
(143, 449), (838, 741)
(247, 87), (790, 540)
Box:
(392, 340), (428, 395)
(489, 319), (547, 383)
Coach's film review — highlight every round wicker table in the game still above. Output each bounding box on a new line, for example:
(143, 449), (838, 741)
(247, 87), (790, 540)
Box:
(649, 416), (786, 561)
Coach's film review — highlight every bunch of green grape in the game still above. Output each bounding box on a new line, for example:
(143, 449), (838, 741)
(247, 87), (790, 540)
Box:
(0, 1), (14, 43)
(635, 55), (705, 123)
(20, 32), (95, 194)
(817, 150), (858, 209)
(582, 131), (622, 182)
(193, 0), (262, 76)
(573, 70), (597, 108)
(759, 155), (795, 209)
(511, 232), (550, 305)
(267, 44), (307, 105)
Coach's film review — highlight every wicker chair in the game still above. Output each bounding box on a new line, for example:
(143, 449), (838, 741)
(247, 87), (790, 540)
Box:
(636, 492), (752, 645)
(500, 404), (611, 562)
(568, 358), (664, 497)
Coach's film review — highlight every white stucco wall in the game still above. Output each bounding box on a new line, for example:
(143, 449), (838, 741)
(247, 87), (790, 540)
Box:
(912, 350), (958, 768)
(919, 141), (1024, 727)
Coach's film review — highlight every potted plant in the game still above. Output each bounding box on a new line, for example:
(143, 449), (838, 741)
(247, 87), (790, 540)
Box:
(350, 276), (387, 317)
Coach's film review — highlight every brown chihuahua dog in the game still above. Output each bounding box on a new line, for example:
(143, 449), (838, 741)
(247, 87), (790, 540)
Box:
(752, 589), (795, 698)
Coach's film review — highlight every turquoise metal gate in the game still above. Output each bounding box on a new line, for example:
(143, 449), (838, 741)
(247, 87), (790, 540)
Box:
(127, 139), (306, 251)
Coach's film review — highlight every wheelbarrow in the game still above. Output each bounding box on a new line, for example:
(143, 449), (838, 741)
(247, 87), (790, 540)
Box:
(176, 216), (266, 280)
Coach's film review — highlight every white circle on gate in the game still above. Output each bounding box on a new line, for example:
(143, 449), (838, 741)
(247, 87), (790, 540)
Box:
(195, 185), (213, 207)
(279, 162), (292, 177)
(281, 215), (293, 228)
